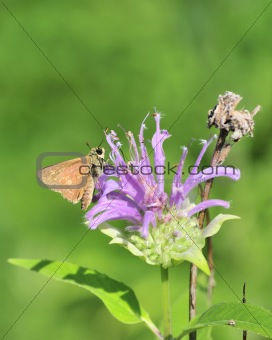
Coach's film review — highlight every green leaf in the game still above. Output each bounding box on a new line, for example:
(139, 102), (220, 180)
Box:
(201, 214), (240, 238)
(177, 302), (272, 339)
(8, 258), (161, 338)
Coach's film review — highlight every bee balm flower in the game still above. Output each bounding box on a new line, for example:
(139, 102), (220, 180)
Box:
(86, 113), (240, 273)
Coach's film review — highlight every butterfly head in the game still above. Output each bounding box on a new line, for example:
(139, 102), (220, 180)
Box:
(89, 147), (105, 159)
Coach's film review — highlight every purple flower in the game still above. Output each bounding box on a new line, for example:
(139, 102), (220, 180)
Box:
(86, 113), (240, 272)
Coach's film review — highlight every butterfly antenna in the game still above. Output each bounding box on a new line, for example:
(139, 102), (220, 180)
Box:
(98, 135), (104, 148)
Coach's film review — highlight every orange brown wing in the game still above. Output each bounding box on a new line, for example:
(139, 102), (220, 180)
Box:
(39, 157), (93, 206)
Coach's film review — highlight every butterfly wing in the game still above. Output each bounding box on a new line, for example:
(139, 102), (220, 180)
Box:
(40, 157), (94, 207)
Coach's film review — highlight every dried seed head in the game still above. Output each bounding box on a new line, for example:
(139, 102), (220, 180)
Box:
(208, 91), (261, 142)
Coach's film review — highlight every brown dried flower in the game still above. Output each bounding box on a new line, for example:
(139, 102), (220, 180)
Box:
(208, 91), (261, 141)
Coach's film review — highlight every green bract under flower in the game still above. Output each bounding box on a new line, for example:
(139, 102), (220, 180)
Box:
(100, 214), (239, 274)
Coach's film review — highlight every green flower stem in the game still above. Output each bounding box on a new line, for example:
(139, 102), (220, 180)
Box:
(161, 266), (172, 340)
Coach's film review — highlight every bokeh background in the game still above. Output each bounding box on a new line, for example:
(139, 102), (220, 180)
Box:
(1, 1), (272, 339)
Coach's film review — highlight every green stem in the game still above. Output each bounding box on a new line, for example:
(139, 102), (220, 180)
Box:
(161, 266), (172, 340)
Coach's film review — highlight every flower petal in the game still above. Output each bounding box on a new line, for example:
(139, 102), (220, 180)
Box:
(100, 179), (122, 197)
(118, 173), (146, 202)
(170, 147), (188, 206)
(106, 132), (126, 167)
(87, 209), (142, 229)
(141, 210), (156, 238)
(127, 131), (140, 163)
(187, 199), (230, 217)
(192, 136), (217, 173)
(86, 198), (142, 229)
(151, 114), (171, 194)
(139, 114), (156, 186)
(184, 167), (240, 198)
(104, 136), (147, 202)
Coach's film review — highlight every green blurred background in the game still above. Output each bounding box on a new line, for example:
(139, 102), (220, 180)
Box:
(1, 0), (272, 339)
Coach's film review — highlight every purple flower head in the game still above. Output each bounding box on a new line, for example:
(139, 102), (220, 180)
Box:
(86, 113), (240, 272)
